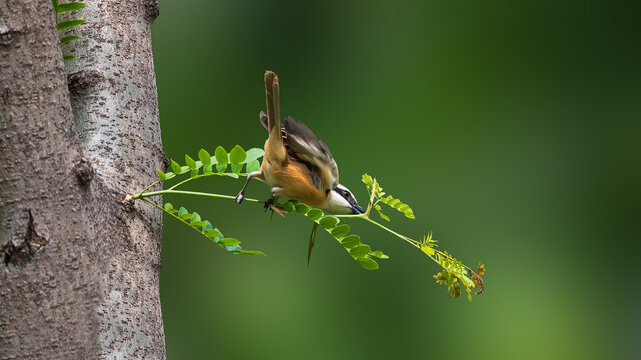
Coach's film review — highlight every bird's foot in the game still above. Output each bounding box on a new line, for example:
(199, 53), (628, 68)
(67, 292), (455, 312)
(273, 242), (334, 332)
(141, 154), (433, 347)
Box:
(264, 198), (286, 218)
(263, 197), (274, 211)
(235, 193), (244, 204)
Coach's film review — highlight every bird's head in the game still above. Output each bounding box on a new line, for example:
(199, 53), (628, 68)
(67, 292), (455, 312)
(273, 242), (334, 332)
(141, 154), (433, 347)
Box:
(323, 184), (366, 215)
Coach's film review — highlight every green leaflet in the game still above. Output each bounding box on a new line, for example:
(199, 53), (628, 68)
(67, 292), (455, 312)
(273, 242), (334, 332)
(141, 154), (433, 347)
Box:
(306, 209), (323, 221)
(218, 238), (241, 246)
(185, 155), (197, 169)
(55, 2), (85, 12)
(340, 235), (361, 248)
(245, 148), (265, 163)
(330, 224), (351, 238)
(60, 35), (81, 44)
(170, 159), (182, 174)
(357, 257), (379, 270)
(370, 251), (389, 259)
(231, 163), (243, 174)
(296, 203), (310, 215)
(318, 216), (340, 229)
(156, 170), (167, 181)
(215, 146), (228, 164)
(229, 145), (247, 164)
(231, 250), (266, 256)
(199, 148), (212, 165)
(246, 159), (260, 173)
(349, 245), (371, 258)
(56, 19), (85, 30)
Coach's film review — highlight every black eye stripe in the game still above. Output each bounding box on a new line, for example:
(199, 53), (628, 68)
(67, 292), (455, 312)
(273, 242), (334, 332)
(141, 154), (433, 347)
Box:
(334, 188), (358, 206)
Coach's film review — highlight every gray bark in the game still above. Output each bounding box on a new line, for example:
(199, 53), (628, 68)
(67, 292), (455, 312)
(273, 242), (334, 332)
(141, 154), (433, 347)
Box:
(0, 0), (166, 358)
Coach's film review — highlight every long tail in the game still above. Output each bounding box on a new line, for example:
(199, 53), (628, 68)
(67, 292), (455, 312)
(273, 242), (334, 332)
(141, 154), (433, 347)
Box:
(264, 71), (286, 164)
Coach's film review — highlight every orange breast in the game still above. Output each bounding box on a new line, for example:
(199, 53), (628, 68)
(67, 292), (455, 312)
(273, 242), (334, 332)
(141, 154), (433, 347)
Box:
(262, 158), (326, 208)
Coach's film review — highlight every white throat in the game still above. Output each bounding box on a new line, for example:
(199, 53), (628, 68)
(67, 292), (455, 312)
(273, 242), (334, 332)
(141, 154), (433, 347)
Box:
(324, 189), (353, 215)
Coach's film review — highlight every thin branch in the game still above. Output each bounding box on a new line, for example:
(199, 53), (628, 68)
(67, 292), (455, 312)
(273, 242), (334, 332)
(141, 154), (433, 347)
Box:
(138, 179), (161, 196)
(136, 189), (262, 203)
(167, 171), (255, 191)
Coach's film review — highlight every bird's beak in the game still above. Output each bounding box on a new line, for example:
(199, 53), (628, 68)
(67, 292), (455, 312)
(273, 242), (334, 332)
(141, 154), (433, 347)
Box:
(351, 204), (366, 214)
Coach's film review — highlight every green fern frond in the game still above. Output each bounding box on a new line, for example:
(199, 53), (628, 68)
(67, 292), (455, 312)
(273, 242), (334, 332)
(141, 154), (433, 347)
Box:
(55, 2), (85, 13)
(51, 1), (85, 60)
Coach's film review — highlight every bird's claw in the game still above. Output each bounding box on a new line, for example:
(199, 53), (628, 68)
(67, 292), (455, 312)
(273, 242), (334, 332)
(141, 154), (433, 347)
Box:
(235, 193), (244, 204)
(271, 206), (286, 218)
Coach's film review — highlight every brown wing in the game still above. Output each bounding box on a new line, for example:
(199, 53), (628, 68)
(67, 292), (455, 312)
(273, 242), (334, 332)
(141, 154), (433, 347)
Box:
(282, 116), (339, 192)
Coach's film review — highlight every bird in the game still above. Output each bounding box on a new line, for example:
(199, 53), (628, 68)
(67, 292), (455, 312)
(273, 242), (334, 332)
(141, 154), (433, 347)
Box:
(235, 71), (365, 216)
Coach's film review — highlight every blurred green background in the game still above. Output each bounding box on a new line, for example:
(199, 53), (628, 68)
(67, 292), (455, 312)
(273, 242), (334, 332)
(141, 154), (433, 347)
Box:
(152, 1), (640, 359)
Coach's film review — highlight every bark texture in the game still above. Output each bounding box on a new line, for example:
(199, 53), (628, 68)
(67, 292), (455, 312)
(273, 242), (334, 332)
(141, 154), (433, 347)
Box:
(0, 0), (165, 358)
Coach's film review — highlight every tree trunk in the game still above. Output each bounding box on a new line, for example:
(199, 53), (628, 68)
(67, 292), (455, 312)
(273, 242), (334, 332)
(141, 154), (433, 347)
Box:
(0, 0), (166, 358)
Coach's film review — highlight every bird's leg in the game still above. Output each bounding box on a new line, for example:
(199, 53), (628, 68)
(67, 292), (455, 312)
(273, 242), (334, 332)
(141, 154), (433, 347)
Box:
(235, 171), (262, 204)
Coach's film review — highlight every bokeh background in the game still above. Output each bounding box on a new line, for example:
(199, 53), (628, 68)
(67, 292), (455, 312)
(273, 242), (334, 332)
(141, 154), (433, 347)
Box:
(152, 1), (640, 359)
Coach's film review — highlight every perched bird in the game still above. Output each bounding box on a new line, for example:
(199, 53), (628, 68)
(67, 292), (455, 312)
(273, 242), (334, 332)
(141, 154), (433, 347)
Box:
(235, 71), (365, 216)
